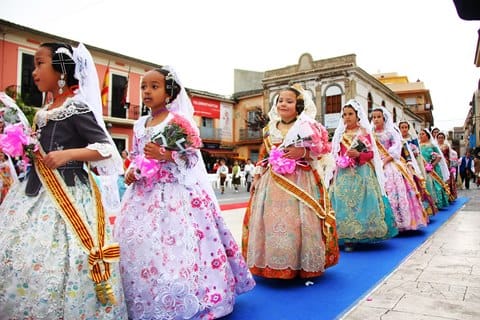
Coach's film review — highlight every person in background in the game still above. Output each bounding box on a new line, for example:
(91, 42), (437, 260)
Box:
(232, 160), (241, 192)
(419, 129), (451, 208)
(216, 158), (229, 194)
(121, 149), (131, 171)
(459, 150), (475, 190)
(436, 132), (457, 199)
(244, 158), (255, 192)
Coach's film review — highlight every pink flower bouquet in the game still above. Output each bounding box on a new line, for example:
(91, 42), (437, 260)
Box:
(0, 123), (38, 165)
(425, 163), (433, 173)
(268, 147), (296, 175)
(336, 155), (355, 169)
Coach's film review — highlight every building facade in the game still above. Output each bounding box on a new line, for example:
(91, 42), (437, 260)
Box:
(374, 72), (434, 130)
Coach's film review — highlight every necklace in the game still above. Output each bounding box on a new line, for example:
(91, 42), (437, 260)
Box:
(280, 117), (297, 125)
(150, 106), (168, 118)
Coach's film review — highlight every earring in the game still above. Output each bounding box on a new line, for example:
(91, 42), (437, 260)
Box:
(58, 74), (66, 94)
(165, 97), (170, 104)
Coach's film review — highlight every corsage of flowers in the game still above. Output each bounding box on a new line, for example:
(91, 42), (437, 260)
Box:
(0, 122), (38, 165)
(134, 114), (202, 185)
(268, 121), (331, 175)
(425, 151), (440, 173)
(336, 135), (371, 169)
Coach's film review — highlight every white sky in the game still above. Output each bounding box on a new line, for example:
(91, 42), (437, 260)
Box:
(1, 0), (479, 130)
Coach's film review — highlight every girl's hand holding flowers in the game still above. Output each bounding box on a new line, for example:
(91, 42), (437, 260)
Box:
(144, 142), (171, 162)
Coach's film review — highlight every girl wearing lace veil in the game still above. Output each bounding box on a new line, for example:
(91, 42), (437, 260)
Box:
(418, 128), (451, 209)
(327, 100), (397, 251)
(242, 84), (339, 279)
(436, 131), (458, 200)
(114, 67), (254, 319)
(0, 43), (127, 319)
(371, 107), (428, 231)
(398, 120), (438, 216)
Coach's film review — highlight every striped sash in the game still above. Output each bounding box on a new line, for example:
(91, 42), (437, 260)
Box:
(34, 149), (119, 305)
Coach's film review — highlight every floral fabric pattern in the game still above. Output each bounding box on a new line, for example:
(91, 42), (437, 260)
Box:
(115, 114), (254, 320)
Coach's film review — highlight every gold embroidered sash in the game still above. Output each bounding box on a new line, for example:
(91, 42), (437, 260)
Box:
(263, 133), (335, 238)
(375, 139), (428, 219)
(422, 158), (453, 200)
(34, 149), (119, 305)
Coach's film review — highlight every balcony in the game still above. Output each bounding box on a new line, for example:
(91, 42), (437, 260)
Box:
(239, 128), (262, 142)
(200, 127), (222, 141)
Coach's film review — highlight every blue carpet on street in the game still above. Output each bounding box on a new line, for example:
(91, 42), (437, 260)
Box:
(225, 197), (468, 320)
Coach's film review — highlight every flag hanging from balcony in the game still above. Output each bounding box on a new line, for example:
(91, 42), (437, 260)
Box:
(101, 66), (110, 108)
(121, 76), (129, 109)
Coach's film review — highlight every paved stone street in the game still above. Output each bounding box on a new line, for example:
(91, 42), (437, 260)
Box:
(220, 189), (480, 320)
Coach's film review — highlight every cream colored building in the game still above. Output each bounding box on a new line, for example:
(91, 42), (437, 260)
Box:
(374, 72), (433, 130)
(238, 53), (421, 134)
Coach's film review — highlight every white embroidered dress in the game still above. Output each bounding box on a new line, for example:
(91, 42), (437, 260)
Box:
(0, 99), (127, 319)
(115, 113), (254, 320)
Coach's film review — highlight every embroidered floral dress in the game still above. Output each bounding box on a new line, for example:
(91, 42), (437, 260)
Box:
(115, 113), (254, 320)
(0, 99), (127, 319)
(420, 143), (450, 209)
(242, 116), (339, 279)
(374, 129), (428, 231)
(329, 130), (397, 244)
(439, 143), (458, 200)
(400, 136), (438, 216)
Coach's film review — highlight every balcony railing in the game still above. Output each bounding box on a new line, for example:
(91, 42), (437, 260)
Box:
(239, 128), (262, 141)
(200, 127), (222, 140)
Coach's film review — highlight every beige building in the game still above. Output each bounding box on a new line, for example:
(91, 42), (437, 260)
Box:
(235, 53), (421, 136)
(374, 72), (434, 130)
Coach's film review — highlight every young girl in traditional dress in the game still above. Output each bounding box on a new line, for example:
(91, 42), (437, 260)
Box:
(436, 131), (458, 199)
(115, 67), (254, 319)
(242, 84), (339, 279)
(0, 43), (127, 319)
(327, 100), (397, 251)
(419, 129), (451, 209)
(371, 107), (428, 231)
(398, 121), (437, 216)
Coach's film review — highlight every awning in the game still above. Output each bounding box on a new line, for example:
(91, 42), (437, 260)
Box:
(201, 149), (239, 157)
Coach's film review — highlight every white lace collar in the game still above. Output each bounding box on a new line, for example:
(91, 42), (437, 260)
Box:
(35, 97), (89, 128)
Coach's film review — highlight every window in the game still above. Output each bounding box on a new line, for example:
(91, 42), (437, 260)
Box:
(202, 117), (213, 127)
(111, 74), (128, 118)
(249, 149), (259, 163)
(20, 53), (42, 107)
(112, 137), (126, 153)
(325, 85), (342, 114)
(393, 108), (397, 123)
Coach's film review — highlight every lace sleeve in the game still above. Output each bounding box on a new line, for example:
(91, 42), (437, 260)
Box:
(86, 142), (120, 175)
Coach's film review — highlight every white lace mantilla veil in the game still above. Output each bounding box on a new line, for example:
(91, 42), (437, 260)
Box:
(162, 66), (219, 198)
(395, 120), (423, 177)
(267, 84), (335, 180)
(326, 99), (386, 195)
(371, 106), (403, 161)
(72, 43), (123, 215)
(422, 128), (450, 181)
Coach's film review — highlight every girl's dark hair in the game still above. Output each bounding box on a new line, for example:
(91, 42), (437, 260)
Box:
(398, 121), (410, 129)
(154, 68), (181, 102)
(436, 132), (446, 139)
(421, 129), (431, 139)
(40, 43), (78, 87)
(284, 87), (305, 114)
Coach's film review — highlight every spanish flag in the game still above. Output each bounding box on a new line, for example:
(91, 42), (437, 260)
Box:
(101, 67), (109, 108)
